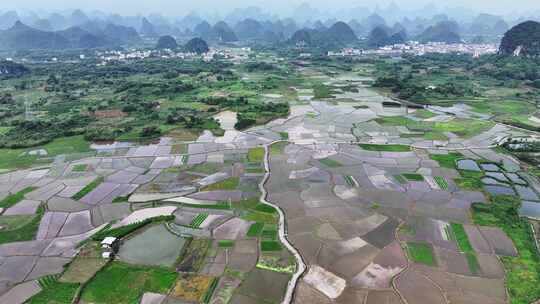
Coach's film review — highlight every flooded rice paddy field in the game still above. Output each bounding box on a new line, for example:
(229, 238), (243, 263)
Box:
(0, 67), (539, 304)
(117, 224), (186, 267)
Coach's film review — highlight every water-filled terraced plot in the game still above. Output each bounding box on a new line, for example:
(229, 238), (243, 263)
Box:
(117, 224), (186, 267)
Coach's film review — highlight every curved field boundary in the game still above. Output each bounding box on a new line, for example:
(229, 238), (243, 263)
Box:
(258, 141), (307, 304)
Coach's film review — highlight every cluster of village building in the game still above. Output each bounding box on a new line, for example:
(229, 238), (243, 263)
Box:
(328, 42), (498, 57)
(94, 47), (252, 65)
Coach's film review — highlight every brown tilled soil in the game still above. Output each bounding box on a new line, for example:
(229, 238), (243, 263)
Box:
(395, 269), (446, 304)
(237, 268), (290, 303)
(336, 287), (369, 303)
(479, 227), (518, 257)
(464, 225), (493, 254)
(434, 246), (472, 276)
(293, 282), (332, 304)
(366, 290), (402, 304)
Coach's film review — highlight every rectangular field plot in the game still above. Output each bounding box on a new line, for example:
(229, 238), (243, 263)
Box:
(247, 222), (264, 237)
(60, 255), (107, 284)
(406, 242), (436, 266)
(319, 158), (342, 168)
(28, 276), (80, 304)
(430, 152), (463, 169)
(261, 240), (282, 252)
(450, 223), (480, 274)
(343, 175), (357, 187)
(201, 177), (239, 191)
(218, 240), (235, 248)
(177, 239), (211, 273)
(247, 147), (265, 163)
(72, 164), (88, 172)
(190, 213), (209, 228)
(434, 176), (448, 190)
(80, 262), (177, 304)
(450, 223), (473, 253)
(0, 187), (37, 209)
(171, 274), (214, 302)
(72, 177), (104, 201)
(359, 143), (411, 152)
(402, 173), (424, 181)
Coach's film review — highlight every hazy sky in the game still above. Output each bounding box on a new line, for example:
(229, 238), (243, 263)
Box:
(4, 0), (539, 16)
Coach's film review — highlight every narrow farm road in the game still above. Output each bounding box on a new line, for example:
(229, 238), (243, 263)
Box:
(258, 141), (307, 304)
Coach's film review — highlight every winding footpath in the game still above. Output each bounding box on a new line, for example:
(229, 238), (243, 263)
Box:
(258, 141), (307, 304)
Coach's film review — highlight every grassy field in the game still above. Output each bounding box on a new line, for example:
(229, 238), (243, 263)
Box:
(0, 207), (44, 244)
(465, 252), (480, 274)
(0, 214), (36, 230)
(72, 164), (88, 172)
(112, 196), (129, 203)
(0, 135), (91, 170)
(270, 142), (288, 155)
(455, 171), (484, 191)
(245, 166), (265, 174)
(202, 177), (239, 191)
(430, 152), (463, 169)
(424, 131), (449, 141)
(376, 116), (493, 139)
(402, 173), (424, 181)
(233, 198), (279, 224)
(242, 209), (278, 224)
(60, 242), (108, 284)
(313, 84), (337, 99)
(472, 195), (540, 304)
(394, 175), (407, 184)
(81, 262), (177, 304)
(239, 198), (278, 224)
(218, 240), (235, 248)
(189, 163), (224, 174)
(0, 126), (11, 135)
(179, 201), (231, 210)
(247, 222), (265, 237)
(450, 222), (480, 274)
(247, 147), (265, 163)
(319, 158), (342, 167)
(451, 223), (473, 252)
(262, 225), (278, 240)
(0, 186), (36, 209)
(432, 119), (494, 138)
(0, 148), (40, 171)
(72, 177), (104, 200)
(42, 135), (91, 156)
(261, 240), (283, 252)
(468, 99), (537, 120)
(359, 143), (411, 152)
(254, 204), (277, 214)
(28, 276), (80, 304)
(407, 242), (437, 266)
(413, 109), (437, 119)
(202, 278), (219, 304)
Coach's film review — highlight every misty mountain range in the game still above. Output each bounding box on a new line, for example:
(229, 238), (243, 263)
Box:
(0, 4), (538, 50)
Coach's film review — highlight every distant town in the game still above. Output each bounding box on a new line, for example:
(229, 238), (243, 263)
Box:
(328, 41), (498, 57)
